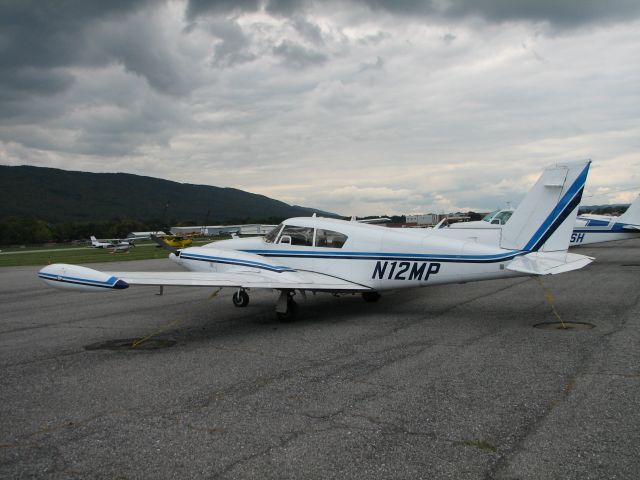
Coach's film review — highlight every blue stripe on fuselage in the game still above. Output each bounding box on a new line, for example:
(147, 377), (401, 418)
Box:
(585, 219), (610, 227)
(243, 249), (520, 263)
(574, 222), (631, 233)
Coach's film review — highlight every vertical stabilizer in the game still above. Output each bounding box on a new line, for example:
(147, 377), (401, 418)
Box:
(618, 195), (640, 226)
(500, 160), (591, 252)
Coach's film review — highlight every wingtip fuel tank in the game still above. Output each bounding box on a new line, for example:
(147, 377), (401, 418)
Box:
(38, 264), (129, 291)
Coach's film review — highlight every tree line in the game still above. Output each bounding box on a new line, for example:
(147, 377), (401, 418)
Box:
(0, 218), (162, 245)
(0, 212), (484, 246)
(0, 215), (289, 246)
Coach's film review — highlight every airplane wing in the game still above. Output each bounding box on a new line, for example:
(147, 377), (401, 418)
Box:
(38, 263), (370, 292)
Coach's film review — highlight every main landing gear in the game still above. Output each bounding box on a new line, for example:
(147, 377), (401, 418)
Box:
(276, 290), (298, 322)
(362, 291), (381, 303)
(232, 289), (250, 307)
(231, 288), (297, 322)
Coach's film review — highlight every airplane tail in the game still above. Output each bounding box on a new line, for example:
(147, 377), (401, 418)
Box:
(617, 195), (640, 227)
(90, 235), (98, 246)
(500, 160), (591, 253)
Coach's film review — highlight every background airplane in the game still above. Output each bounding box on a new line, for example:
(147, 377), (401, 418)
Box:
(162, 235), (193, 248)
(40, 160), (592, 321)
(446, 195), (640, 246)
(89, 236), (133, 252)
(571, 195), (640, 245)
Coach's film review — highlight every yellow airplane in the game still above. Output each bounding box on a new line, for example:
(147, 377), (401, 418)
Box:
(162, 236), (193, 248)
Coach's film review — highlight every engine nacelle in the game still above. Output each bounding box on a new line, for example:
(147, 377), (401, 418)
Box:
(38, 264), (129, 291)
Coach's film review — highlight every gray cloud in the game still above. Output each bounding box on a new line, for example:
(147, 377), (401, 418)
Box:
(290, 17), (325, 46)
(185, 0), (261, 19)
(0, 0), (198, 99)
(1, 0), (639, 215)
(182, 0), (640, 28)
(272, 41), (328, 69)
(359, 56), (384, 72)
(207, 19), (257, 68)
(0, 1), (155, 68)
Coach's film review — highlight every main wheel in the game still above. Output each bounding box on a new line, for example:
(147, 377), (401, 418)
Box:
(276, 298), (298, 323)
(232, 290), (250, 307)
(362, 291), (381, 303)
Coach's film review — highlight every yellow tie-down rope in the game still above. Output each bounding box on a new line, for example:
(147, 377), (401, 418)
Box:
(131, 287), (223, 348)
(535, 277), (567, 329)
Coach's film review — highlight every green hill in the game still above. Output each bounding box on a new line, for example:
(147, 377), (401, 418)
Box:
(0, 165), (335, 224)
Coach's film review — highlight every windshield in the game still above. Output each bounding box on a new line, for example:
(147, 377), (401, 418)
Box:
(494, 210), (513, 224)
(482, 210), (499, 222)
(263, 223), (283, 243)
(278, 225), (314, 246)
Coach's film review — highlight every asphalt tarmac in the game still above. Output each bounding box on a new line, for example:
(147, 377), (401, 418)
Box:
(1, 240), (639, 479)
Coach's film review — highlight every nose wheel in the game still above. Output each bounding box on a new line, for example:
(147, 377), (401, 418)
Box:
(232, 289), (250, 307)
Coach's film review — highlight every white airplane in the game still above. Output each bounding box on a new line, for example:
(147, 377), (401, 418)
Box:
(89, 236), (132, 252)
(40, 160), (592, 321)
(571, 195), (640, 245)
(447, 194), (640, 246)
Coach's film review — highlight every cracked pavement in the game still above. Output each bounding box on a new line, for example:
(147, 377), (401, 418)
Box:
(1, 240), (639, 479)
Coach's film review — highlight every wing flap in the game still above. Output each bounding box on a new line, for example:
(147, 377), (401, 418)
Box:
(108, 270), (369, 291)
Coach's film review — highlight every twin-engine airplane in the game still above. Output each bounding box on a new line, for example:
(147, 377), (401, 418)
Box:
(40, 160), (592, 321)
(448, 194), (640, 246)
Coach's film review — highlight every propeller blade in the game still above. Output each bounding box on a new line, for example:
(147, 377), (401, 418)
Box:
(150, 234), (180, 255)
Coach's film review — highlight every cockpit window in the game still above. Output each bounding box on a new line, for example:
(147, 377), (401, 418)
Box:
(315, 229), (348, 248)
(264, 223), (283, 243)
(278, 225), (314, 246)
(482, 210), (499, 222)
(494, 210), (513, 224)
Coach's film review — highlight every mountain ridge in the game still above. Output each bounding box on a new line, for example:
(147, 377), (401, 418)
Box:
(0, 165), (337, 224)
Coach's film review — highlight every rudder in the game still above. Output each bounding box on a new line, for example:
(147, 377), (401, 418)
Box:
(500, 160), (591, 252)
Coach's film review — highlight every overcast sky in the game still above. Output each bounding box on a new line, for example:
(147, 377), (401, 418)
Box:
(1, 0), (639, 215)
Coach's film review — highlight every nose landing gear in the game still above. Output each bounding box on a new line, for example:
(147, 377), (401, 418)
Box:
(232, 289), (250, 307)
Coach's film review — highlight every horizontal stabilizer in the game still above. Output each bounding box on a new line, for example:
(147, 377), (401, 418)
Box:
(506, 252), (593, 276)
(500, 160), (590, 252)
(621, 224), (640, 231)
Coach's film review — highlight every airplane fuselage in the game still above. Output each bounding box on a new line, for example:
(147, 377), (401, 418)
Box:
(570, 217), (639, 246)
(172, 218), (522, 292)
(448, 209), (640, 246)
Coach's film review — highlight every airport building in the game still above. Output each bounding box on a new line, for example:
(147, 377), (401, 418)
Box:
(126, 231), (167, 240)
(403, 213), (471, 227)
(406, 214), (441, 226)
(170, 224), (277, 236)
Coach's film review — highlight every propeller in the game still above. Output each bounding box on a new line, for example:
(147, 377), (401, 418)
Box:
(150, 234), (180, 255)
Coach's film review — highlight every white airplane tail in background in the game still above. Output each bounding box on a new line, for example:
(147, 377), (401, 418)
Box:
(618, 195), (640, 227)
(500, 160), (591, 253)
